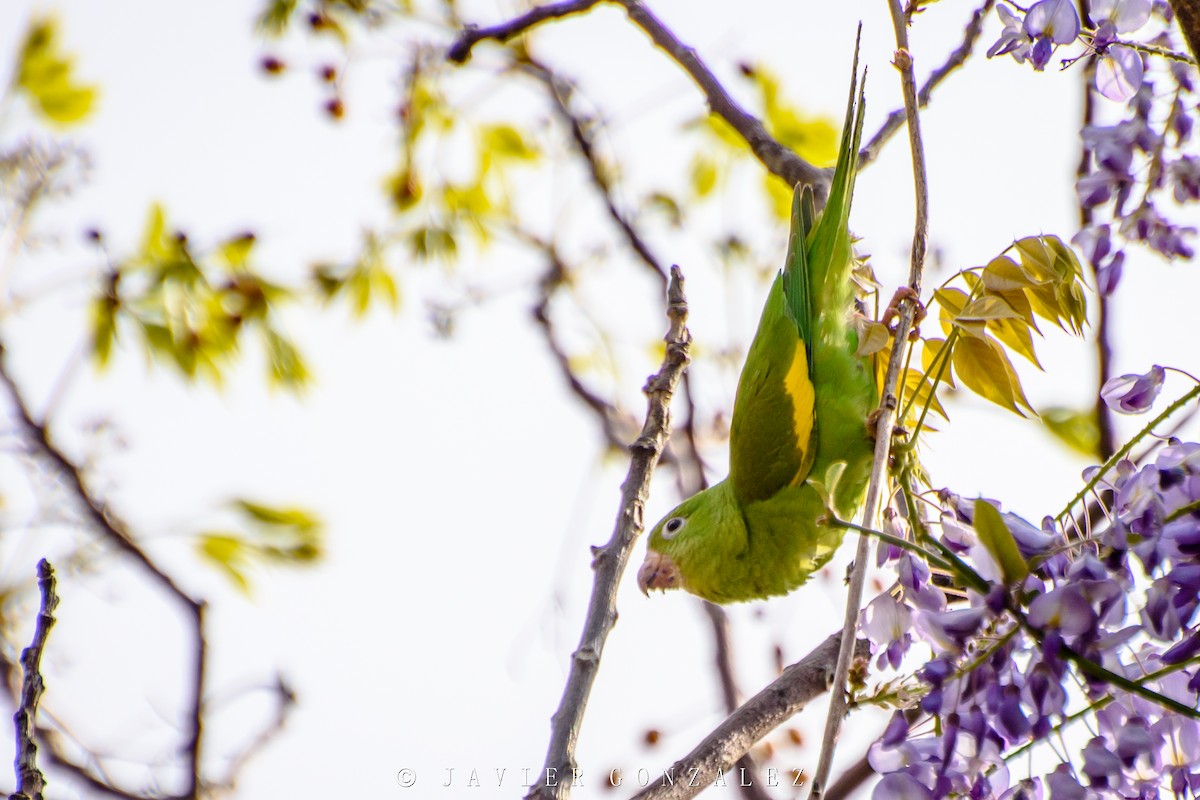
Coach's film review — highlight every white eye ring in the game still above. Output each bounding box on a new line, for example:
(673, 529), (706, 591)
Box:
(662, 517), (686, 540)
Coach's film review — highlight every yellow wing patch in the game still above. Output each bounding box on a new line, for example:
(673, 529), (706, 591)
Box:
(784, 344), (815, 485)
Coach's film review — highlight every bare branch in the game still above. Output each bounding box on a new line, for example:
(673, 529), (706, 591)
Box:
(527, 267), (692, 800)
(533, 253), (644, 454)
(859, 0), (994, 170)
(627, 634), (870, 800)
(447, 0), (603, 64)
(10, 559), (59, 800)
(809, 8), (931, 797)
(609, 0), (828, 201)
(0, 345), (207, 800)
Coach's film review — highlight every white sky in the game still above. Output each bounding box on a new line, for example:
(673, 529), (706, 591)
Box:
(0, 0), (1198, 798)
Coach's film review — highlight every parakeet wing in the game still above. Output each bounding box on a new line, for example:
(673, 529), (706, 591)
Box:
(728, 191), (818, 506)
(728, 49), (866, 508)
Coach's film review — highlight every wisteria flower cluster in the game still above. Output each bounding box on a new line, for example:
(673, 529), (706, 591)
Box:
(863, 376), (1200, 798)
(988, 0), (1157, 101)
(988, 0), (1200, 291)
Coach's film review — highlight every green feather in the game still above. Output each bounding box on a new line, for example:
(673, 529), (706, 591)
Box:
(640, 35), (877, 604)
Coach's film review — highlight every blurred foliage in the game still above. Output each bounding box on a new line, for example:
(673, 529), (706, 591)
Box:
(91, 204), (311, 390)
(198, 499), (324, 592)
(14, 16), (97, 127)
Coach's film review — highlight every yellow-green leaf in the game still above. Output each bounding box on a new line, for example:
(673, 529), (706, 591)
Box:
(973, 498), (1029, 585)
(16, 17), (98, 127)
(981, 255), (1038, 292)
(235, 499), (321, 533)
(263, 330), (310, 389)
(988, 315), (1042, 369)
(958, 295), (1023, 323)
(217, 233), (257, 270)
(690, 155), (719, 198)
(855, 319), (890, 357)
(198, 532), (251, 593)
(951, 334), (1035, 416)
(482, 123), (539, 162)
(920, 337), (956, 389)
(1042, 406), (1101, 459)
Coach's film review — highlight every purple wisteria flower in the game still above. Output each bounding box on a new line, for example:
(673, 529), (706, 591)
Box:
(867, 430), (1200, 798)
(1023, 0), (1081, 70)
(988, 4), (1033, 62)
(1090, 0), (1152, 100)
(1101, 364), (1164, 414)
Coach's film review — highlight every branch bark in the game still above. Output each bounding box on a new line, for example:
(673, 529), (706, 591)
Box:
(0, 345), (207, 800)
(627, 634), (870, 800)
(526, 266), (692, 800)
(447, 0), (604, 63)
(10, 559), (59, 800)
(858, 0), (995, 171)
(609, 0), (828, 200)
(809, 7), (931, 796)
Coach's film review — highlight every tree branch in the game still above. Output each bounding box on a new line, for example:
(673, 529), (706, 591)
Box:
(627, 634), (870, 800)
(10, 559), (59, 800)
(447, 0), (604, 64)
(858, 0), (994, 171)
(0, 345), (207, 800)
(608, 0), (828, 201)
(527, 266), (692, 800)
(1168, 0), (1200, 63)
(809, 8), (931, 797)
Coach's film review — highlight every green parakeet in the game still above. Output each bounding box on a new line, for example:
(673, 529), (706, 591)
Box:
(637, 55), (876, 604)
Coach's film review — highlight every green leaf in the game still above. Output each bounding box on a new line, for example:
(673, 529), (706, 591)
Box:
(957, 295), (1024, 323)
(217, 233), (257, 270)
(482, 123), (538, 161)
(198, 532), (251, 593)
(257, 0), (299, 34)
(988, 315), (1042, 369)
(951, 334), (1035, 417)
(689, 155), (719, 198)
(263, 329), (310, 389)
(235, 499), (321, 533)
(90, 292), (118, 367)
(973, 498), (1029, 585)
(855, 319), (890, 357)
(16, 17), (98, 127)
(982, 254), (1040, 292)
(1042, 406), (1101, 459)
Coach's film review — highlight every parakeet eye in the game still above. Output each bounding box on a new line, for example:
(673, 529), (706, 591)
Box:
(662, 517), (686, 540)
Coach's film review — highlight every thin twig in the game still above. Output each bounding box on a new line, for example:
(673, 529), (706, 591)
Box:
(0, 345), (207, 799)
(627, 634), (871, 800)
(447, 0), (603, 63)
(526, 267), (692, 800)
(609, 0), (827, 200)
(809, 6), (931, 796)
(11, 559), (59, 800)
(523, 56), (711, 488)
(531, 252), (647, 454)
(859, 0), (994, 170)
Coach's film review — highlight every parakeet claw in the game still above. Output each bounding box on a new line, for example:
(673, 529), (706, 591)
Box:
(881, 286), (926, 341)
(637, 550), (682, 595)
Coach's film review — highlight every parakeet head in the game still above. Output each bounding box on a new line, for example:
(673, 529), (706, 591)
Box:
(637, 481), (748, 601)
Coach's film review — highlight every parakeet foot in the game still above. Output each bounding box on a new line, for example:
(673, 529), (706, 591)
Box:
(881, 286), (926, 341)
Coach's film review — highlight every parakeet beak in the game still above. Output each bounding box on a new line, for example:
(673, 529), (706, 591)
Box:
(637, 550), (681, 595)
